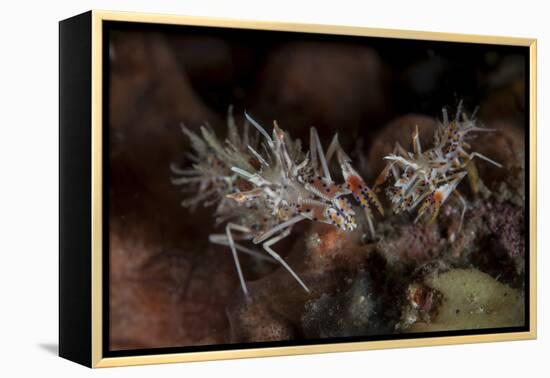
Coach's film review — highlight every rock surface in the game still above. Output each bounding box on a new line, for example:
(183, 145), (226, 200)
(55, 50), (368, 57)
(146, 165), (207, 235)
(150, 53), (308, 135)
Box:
(399, 268), (524, 332)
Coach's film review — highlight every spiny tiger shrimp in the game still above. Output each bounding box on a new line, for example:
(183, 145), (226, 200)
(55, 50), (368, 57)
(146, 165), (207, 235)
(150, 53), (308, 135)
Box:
(374, 101), (501, 233)
(171, 107), (382, 297)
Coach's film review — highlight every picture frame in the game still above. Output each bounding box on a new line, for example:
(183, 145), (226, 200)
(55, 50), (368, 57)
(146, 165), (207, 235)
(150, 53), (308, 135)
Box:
(59, 10), (537, 368)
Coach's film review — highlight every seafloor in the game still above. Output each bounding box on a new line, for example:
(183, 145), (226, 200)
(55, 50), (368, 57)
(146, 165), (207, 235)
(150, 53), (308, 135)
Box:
(108, 29), (526, 349)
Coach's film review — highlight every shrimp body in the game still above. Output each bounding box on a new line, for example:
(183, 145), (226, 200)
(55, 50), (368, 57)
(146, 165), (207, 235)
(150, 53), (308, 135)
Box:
(376, 102), (501, 230)
(172, 108), (381, 296)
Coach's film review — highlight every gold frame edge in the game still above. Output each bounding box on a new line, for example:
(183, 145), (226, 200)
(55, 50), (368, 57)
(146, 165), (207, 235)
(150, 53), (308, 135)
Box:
(528, 40), (537, 339)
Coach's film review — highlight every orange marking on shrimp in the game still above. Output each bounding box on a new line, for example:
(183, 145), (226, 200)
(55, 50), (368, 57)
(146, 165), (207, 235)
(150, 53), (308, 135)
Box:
(307, 176), (345, 200)
(426, 191), (443, 222)
(346, 174), (384, 216)
(346, 175), (369, 207)
(433, 191), (444, 203)
(346, 174), (362, 193)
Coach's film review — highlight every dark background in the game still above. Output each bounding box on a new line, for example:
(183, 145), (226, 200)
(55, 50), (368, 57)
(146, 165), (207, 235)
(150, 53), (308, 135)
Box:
(106, 21), (527, 352)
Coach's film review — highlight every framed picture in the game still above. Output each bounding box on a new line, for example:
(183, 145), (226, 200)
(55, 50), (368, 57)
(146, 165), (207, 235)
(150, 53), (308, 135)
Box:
(59, 10), (537, 368)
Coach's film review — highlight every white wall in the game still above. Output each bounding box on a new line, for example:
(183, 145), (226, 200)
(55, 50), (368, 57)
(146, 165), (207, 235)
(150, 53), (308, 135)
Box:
(0, 0), (547, 376)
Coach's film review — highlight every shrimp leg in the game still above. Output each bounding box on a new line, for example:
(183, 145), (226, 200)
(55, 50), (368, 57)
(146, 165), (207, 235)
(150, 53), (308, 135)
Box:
(262, 228), (311, 293)
(216, 223), (253, 296)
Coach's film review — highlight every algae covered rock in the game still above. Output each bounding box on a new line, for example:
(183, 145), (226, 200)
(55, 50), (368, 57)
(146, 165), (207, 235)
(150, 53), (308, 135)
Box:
(400, 268), (524, 332)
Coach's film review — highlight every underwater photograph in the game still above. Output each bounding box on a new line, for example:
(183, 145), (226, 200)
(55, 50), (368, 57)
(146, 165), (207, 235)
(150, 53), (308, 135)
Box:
(105, 21), (529, 354)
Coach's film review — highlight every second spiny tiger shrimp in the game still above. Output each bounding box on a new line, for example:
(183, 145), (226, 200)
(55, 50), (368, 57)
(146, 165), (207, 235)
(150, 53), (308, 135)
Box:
(374, 102), (502, 233)
(171, 108), (382, 297)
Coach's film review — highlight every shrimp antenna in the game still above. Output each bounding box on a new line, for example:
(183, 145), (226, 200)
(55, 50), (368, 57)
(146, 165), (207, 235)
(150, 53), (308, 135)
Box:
(245, 111), (273, 147)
